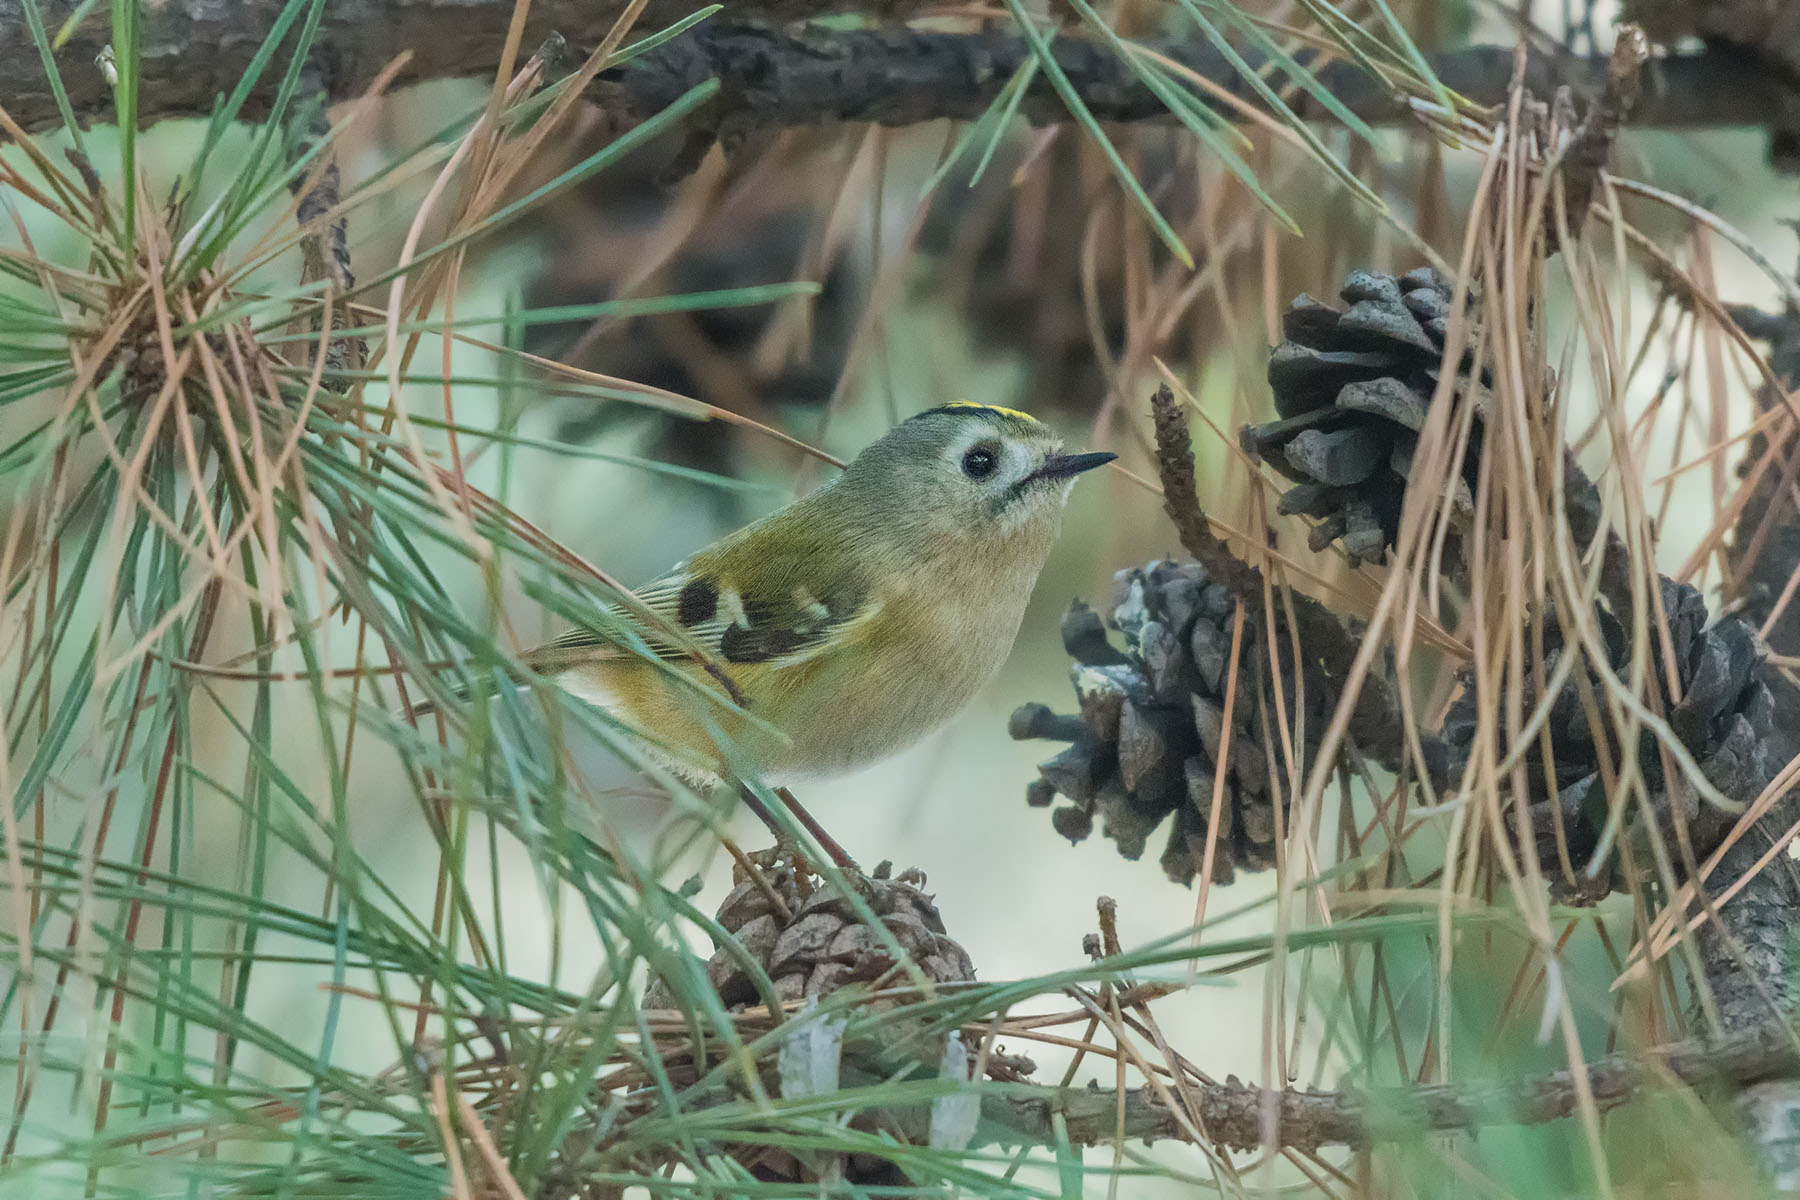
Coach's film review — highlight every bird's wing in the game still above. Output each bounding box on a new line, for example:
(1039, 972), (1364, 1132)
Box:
(535, 536), (879, 672)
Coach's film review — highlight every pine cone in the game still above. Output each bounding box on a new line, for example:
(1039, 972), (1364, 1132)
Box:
(641, 854), (981, 1189)
(1441, 577), (1774, 903)
(1013, 560), (1335, 885)
(654, 855), (976, 1011)
(1240, 267), (1483, 566)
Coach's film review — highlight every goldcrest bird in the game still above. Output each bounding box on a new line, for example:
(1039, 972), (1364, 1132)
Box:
(458, 403), (1113, 785)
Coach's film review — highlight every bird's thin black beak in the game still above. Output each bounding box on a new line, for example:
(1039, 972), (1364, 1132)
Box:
(1034, 450), (1117, 481)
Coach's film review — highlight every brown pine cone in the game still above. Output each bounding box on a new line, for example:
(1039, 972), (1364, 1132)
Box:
(654, 855), (976, 1011)
(638, 854), (984, 1189)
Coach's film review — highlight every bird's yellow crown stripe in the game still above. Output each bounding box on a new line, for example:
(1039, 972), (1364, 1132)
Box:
(943, 400), (1041, 425)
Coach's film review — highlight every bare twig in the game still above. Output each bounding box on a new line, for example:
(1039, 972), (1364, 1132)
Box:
(1558, 24), (1649, 229)
(287, 59), (364, 377)
(1149, 384), (1451, 790)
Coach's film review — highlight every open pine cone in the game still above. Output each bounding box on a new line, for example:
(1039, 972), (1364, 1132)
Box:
(639, 854), (983, 1188)
(1240, 267), (1484, 566)
(1441, 577), (1774, 903)
(1013, 560), (1336, 885)
(656, 854), (976, 1011)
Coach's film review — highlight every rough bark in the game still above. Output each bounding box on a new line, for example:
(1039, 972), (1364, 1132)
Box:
(771, 1025), (1800, 1153)
(0, 0), (922, 134)
(5, 4), (1800, 142)
(593, 24), (1800, 138)
(1695, 831), (1800, 1190)
(1700, 830), (1800, 1034)
(1710, 296), (1800, 1191)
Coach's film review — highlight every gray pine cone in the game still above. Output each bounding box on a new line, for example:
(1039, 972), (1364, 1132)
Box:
(1441, 577), (1774, 903)
(1013, 560), (1336, 885)
(1241, 267), (1483, 566)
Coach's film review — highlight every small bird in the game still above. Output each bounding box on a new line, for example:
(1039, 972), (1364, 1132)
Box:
(445, 403), (1112, 793)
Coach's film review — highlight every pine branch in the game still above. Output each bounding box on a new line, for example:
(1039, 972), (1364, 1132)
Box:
(670, 1023), (1800, 1153)
(0, 0), (918, 134)
(593, 23), (1800, 139)
(1706, 287), (1800, 1188)
(965, 1022), (1800, 1151)
(6, 5), (1800, 141)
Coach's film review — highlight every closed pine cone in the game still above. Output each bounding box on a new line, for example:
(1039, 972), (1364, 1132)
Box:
(1241, 267), (1486, 567)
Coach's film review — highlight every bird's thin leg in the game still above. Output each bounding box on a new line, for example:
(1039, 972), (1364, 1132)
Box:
(735, 786), (791, 848)
(774, 786), (858, 872)
(734, 783), (857, 871)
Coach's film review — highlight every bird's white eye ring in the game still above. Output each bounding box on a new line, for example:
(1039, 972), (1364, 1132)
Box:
(962, 446), (998, 479)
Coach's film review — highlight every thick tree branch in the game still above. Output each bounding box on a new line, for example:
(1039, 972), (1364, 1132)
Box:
(1710, 296), (1800, 1035)
(5, 4), (1800, 141)
(1682, 790), (1800, 1187)
(816, 1024), (1800, 1153)
(1625, 0), (1800, 79)
(1705, 295), (1800, 1187)
(596, 23), (1800, 138)
(0, 0), (921, 135)
(1008, 1026), (1800, 1151)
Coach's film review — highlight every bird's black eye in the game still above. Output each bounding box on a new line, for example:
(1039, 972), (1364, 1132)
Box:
(962, 446), (998, 480)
